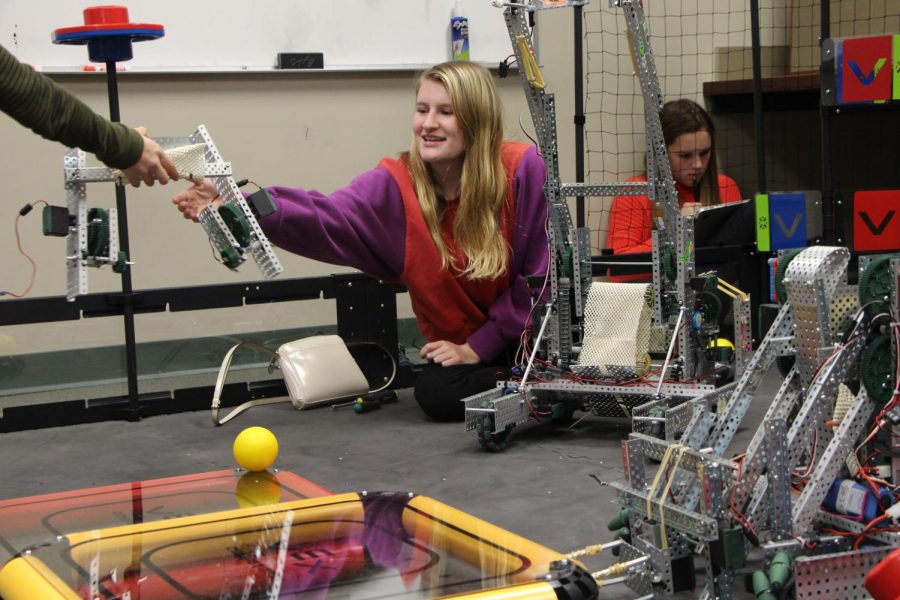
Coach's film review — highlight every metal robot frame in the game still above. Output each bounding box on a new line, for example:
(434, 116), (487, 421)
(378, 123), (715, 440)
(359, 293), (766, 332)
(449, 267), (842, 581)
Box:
(56, 124), (282, 301)
(463, 0), (751, 451)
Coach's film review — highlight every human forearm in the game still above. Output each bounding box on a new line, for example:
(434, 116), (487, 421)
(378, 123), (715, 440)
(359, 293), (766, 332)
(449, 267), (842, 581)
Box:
(258, 170), (405, 280)
(0, 45), (142, 169)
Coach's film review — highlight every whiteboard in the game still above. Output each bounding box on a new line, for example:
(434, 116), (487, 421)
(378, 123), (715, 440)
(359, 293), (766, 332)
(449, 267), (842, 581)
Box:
(1, 1), (516, 72)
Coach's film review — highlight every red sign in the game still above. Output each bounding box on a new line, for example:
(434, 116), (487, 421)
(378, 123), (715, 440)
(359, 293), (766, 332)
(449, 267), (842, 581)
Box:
(839, 35), (892, 103)
(853, 190), (900, 251)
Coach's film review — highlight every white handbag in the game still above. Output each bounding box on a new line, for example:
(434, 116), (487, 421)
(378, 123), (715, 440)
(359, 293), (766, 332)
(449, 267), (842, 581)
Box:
(210, 335), (382, 425)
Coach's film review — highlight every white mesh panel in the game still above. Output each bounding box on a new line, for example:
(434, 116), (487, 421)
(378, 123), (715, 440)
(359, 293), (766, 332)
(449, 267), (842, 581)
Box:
(167, 143), (207, 181)
(580, 282), (653, 377)
(832, 382), (854, 425)
(111, 142), (207, 182)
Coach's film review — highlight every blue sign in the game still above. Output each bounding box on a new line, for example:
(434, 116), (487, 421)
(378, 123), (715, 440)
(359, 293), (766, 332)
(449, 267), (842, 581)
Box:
(769, 193), (808, 251)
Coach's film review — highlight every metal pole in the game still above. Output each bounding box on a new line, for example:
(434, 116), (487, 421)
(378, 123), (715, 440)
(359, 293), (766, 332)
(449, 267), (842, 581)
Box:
(749, 0), (766, 192)
(574, 4), (585, 228)
(105, 61), (141, 421)
(819, 0), (834, 244)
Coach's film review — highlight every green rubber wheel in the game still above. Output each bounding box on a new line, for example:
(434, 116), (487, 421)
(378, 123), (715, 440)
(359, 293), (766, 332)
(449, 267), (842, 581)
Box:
(219, 246), (243, 270)
(218, 204), (252, 247)
(774, 248), (804, 304)
(861, 334), (895, 404)
(661, 245), (677, 282)
(561, 246), (574, 278)
(859, 254), (900, 317)
(112, 251), (128, 273)
(476, 400), (513, 452)
(551, 400), (578, 423)
(647, 405), (666, 439)
(86, 208), (109, 257)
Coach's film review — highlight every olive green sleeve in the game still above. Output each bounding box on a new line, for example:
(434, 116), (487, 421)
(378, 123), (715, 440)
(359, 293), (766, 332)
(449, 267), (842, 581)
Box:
(0, 44), (143, 169)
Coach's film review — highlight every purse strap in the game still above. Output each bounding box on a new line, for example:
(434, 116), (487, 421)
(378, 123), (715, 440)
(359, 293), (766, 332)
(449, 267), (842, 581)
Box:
(211, 341), (284, 426)
(211, 339), (400, 426)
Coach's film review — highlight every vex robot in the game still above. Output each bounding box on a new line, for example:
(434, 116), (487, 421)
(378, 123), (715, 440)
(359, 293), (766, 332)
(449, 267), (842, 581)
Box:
(463, 0), (752, 451)
(609, 246), (899, 599)
(38, 7), (281, 301)
(43, 124), (282, 300)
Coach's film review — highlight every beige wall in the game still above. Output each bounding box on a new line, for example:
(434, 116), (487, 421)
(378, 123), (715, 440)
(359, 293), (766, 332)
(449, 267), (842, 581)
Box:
(8, 2), (892, 354)
(790, 0), (900, 72)
(2, 1), (896, 412)
(0, 11), (576, 354)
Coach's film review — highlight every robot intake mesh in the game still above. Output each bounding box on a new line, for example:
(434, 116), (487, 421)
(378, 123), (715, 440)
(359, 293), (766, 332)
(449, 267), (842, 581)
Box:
(112, 142), (207, 182)
(579, 282), (653, 377)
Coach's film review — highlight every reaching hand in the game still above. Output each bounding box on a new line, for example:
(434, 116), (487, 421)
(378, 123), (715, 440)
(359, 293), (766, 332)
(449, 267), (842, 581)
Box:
(420, 340), (480, 366)
(121, 126), (180, 187)
(172, 178), (220, 221)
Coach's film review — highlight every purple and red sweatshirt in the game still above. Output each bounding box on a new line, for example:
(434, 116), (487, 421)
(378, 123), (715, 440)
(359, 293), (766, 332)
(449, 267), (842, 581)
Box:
(258, 143), (549, 363)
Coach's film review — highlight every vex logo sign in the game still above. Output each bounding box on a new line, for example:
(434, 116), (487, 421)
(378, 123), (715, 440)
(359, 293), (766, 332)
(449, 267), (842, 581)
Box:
(848, 57), (887, 85)
(838, 35), (894, 103)
(853, 190), (900, 251)
(768, 193), (807, 251)
(774, 213), (803, 238)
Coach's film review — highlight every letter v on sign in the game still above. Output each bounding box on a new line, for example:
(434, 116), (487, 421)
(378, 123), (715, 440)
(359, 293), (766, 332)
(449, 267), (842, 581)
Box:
(853, 190), (900, 252)
(859, 211), (895, 235)
(840, 35), (892, 103)
(774, 213), (803, 238)
(848, 57), (887, 85)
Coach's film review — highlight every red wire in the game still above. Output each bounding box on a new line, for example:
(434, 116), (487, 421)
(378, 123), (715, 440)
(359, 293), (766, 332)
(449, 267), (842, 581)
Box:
(2, 201), (46, 298)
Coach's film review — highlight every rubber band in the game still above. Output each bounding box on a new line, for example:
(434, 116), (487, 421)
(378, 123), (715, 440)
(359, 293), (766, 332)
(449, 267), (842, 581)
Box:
(516, 35), (545, 89)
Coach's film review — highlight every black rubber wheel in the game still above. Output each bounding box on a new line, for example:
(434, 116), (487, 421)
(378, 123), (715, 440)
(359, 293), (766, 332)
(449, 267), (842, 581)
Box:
(476, 401), (513, 452)
(697, 291), (723, 324)
(86, 207), (109, 257)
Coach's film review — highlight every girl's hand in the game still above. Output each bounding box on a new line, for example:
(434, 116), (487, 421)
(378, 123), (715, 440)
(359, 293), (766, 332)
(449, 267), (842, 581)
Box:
(420, 341), (480, 366)
(172, 178), (220, 221)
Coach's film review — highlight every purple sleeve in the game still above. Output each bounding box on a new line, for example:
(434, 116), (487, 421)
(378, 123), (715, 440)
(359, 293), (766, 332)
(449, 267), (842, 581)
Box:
(467, 146), (549, 362)
(258, 167), (405, 281)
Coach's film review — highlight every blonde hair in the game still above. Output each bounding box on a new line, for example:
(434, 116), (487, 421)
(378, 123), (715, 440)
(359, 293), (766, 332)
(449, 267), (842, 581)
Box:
(406, 61), (508, 280)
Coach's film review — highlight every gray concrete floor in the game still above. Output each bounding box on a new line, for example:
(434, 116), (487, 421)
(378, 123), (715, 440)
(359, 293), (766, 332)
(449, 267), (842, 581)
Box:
(0, 378), (776, 599)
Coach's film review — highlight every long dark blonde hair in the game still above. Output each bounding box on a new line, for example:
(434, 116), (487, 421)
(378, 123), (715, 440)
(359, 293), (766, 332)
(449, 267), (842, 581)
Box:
(406, 61), (508, 280)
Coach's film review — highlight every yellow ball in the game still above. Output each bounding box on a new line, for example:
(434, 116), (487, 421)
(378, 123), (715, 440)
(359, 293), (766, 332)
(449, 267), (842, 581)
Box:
(233, 426), (279, 471)
(235, 470), (282, 509)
